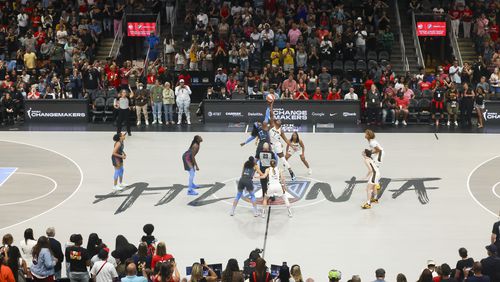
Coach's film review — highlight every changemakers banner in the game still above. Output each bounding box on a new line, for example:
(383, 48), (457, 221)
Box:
(483, 101), (500, 124)
(25, 100), (89, 123)
(203, 100), (360, 124)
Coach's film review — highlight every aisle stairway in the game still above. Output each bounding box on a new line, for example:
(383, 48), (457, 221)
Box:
(96, 38), (114, 61)
(389, 1), (421, 75)
(457, 38), (476, 64)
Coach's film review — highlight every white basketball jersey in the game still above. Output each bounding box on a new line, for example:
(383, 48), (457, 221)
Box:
(268, 167), (281, 185)
(270, 127), (282, 145)
(369, 139), (384, 164)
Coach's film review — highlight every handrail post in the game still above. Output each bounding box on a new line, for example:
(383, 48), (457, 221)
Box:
(393, 0), (408, 72)
(447, 17), (463, 66)
(411, 12), (426, 70)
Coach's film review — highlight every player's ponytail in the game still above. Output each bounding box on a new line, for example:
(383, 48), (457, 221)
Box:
(244, 156), (255, 168)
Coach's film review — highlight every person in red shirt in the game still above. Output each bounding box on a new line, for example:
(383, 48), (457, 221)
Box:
(150, 242), (173, 271)
(146, 70), (157, 89)
(312, 87), (323, 100)
(449, 6), (461, 37)
(326, 88), (341, 100)
(394, 93), (409, 126)
(488, 22), (499, 42)
(419, 79), (431, 91)
(34, 26), (46, 49)
(294, 87), (309, 100)
(0, 262), (15, 282)
(364, 76), (374, 90)
(177, 71), (191, 86)
(461, 5), (473, 38)
(107, 65), (120, 89)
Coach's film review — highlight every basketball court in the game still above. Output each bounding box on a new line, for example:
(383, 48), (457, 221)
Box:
(0, 130), (498, 280)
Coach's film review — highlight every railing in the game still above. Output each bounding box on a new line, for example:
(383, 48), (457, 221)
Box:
(411, 12), (425, 70)
(394, 0), (409, 72)
(108, 12), (125, 59)
(171, 0), (179, 36)
(447, 17), (463, 66)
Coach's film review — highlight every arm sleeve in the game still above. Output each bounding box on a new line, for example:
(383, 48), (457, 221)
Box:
(264, 107), (270, 123)
(244, 135), (256, 144)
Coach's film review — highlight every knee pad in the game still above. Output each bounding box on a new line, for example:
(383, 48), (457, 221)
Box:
(235, 191), (243, 201)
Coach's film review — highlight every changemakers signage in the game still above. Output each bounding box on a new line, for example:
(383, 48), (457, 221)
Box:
(25, 100), (89, 123)
(204, 100), (360, 124)
(483, 101), (500, 125)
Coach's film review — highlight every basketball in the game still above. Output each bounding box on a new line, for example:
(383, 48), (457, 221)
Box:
(266, 94), (275, 103)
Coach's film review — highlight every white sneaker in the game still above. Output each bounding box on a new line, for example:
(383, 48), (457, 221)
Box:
(253, 210), (259, 217)
(177, 120), (181, 125)
(402, 120), (407, 126)
(261, 209), (266, 218)
(136, 121), (141, 126)
(288, 208), (293, 217)
(230, 210), (235, 216)
(454, 121), (458, 126)
(187, 119), (191, 125)
(447, 121), (450, 126)
(113, 185), (122, 191)
(395, 120), (399, 125)
(152, 120), (157, 124)
(145, 120), (149, 125)
(308, 168), (312, 175)
(119, 183), (128, 188)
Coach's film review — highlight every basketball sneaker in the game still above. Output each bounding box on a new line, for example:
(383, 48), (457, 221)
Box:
(375, 184), (381, 190)
(361, 203), (372, 209)
(370, 198), (379, 203)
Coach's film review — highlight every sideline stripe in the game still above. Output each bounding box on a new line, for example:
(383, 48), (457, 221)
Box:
(262, 206), (271, 259)
(0, 167), (18, 186)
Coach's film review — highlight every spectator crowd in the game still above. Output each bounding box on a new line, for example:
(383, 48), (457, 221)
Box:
(3, 0), (500, 127)
(1, 221), (499, 282)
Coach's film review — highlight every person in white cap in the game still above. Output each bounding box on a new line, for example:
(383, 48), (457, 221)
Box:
(175, 79), (192, 124)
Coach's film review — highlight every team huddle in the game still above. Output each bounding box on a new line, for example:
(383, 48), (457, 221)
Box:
(109, 99), (384, 215)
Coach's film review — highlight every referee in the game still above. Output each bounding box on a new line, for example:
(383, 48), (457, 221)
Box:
(115, 89), (132, 136)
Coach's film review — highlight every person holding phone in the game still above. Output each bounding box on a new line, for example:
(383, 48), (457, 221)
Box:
(189, 262), (217, 282)
(230, 156), (261, 217)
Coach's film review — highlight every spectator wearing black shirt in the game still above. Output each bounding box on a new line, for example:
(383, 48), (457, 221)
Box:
(455, 248), (474, 282)
(82, 63), (100, 101)
(465, 262), (490, 282)
(366, 84), (382, 125)
(46, 227), (64, 280)
(480, 245), (500, 282)
(2, 234), (28, 282)
(2, 92), (14, 125)
(111, 235), (138, 275)
(65, 234), (90, 282)
(492, 220), (500, 251)
(440, 264), (458, 282)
